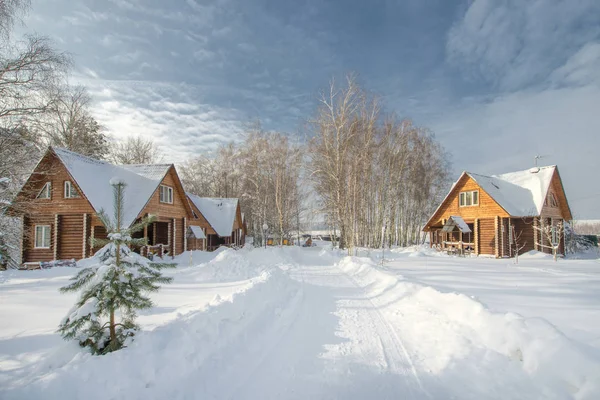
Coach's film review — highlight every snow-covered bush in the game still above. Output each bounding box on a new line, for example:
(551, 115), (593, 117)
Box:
(58, 178), (174, 355)
(565, 223), (598, 254)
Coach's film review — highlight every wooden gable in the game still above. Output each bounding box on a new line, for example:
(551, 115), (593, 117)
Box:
(233, 202), (243, 231)
(138, 166), (193, 221)
(424, 173), (510, 230)
(11, 149), (96, 217)
(540, 168), (573, 220)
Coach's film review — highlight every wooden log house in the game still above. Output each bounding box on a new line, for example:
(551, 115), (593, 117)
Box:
(186, 194), (245, 251)
(423, 165), (573, 258)
(10, 147), (244, 267)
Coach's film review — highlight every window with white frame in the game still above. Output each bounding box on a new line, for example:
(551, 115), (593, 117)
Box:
(36, 182), (51, 199)
(64, 181), (80, 198)
(34, 225), (51, 248)
(551, 225), (558, 245)
(459, 190), (479, 207)
(159, 185), (173, 204)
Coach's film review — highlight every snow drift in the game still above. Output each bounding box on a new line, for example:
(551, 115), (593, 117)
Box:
(338, 256), (600, 399)
(2, 265), (302, 400)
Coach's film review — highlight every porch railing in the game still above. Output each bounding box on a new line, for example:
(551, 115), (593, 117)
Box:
(141, 244), (172, 259)
(442, 241), (475, 256)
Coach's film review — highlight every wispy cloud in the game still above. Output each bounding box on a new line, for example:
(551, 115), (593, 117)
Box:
(446, 0), (600, 90)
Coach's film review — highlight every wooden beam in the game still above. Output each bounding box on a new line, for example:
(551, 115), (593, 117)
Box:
(82, 213), (87, 259)
(90, 224), (95, 255)
(508, 218), (512, 258)
(474, 218), (479, 256)
(494, 216), (499, 258)
(183, 217), (187, 252)
(53, 214), (59, 261)
(20, 215), (26, 264)
(174, 218), (177, 256)
(501, 218), (505, 258)
(533, 217), (539, 251)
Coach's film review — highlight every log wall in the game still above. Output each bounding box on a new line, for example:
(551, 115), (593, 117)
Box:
(478, 218), (496, 255)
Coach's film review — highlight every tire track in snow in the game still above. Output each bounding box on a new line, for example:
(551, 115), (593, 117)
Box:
(222, 268), (308, 400)
(339, 264), (432, 399)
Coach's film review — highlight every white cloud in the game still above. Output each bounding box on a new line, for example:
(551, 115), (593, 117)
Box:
(80, 79), (245, 162)
(551, 42), (600, 86)
(446, 0), (600, 89)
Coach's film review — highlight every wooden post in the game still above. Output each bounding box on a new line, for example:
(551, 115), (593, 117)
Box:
(183, 217), (187, 252)
(442, 219), (446, 249)
(474, 218), (479, 256)
(533, 218), (539, 251)
(53, 214), (59, 261)
(82, 213), (87, 259)
(508, 219), (512, 258)
(540, 217), (545, 253)
(172, 219), (177, 257)
(167, 221), (172, 256)
(501, 218), (505, 258)
(20, 215), (26, 265)
(90, 224), (95, 255)
(153, 222), (157, 245)
(494, 216), (499, 258)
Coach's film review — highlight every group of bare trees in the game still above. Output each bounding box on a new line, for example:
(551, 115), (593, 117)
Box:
(309, 75), (450, 251)
(179, 77), (451, 251)
(180, 124), (303, 246)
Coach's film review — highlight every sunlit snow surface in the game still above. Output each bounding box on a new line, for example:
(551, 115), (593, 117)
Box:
(1, 245), (599, 399)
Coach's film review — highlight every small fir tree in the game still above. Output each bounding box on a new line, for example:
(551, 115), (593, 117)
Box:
(58, 178), (174, 355)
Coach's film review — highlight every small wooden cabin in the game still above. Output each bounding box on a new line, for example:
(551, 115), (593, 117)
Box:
(423, 166), (572, 258)
(9, 147), (241, 267)
(186, 194), (245, 251)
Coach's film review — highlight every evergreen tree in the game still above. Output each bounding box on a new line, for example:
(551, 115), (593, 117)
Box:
(58, 178), (174, 355)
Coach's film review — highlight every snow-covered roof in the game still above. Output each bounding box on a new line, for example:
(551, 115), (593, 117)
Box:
(186, 194), (238, 237)
(443, 216), (472, 233)
(120, 164), (171, 181)
(188, 225), (206, 239)
(467, 166), (556, 217)
(52, 148), (165, 228)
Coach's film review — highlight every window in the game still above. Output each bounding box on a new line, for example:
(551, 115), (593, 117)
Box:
(159, 185), (173, 204)
(551, 226), (558, 245)
(64, 181), (80, 198)
(549, 193), (558, 208)
(34, 225), (51, 248)
(459, 190), (479, 207)
(37, 182), (51, 199)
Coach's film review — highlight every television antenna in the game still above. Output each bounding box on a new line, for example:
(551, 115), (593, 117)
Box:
(534, 155), (548, 167)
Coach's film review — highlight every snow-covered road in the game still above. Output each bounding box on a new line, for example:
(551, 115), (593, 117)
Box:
(1, 246), (600, 399)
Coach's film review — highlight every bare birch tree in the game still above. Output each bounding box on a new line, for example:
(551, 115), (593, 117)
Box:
(108, 136), (161, 165)
(309, 75), (450, 251)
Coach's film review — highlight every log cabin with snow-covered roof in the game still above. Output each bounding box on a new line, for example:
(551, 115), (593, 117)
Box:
(422, 166), (572, 258)
(9, 147), (242, 267)
(186, 194), (245, 251)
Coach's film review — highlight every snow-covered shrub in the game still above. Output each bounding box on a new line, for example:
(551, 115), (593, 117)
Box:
(565, 223), (598, 254)
(58, 178), (174, 355)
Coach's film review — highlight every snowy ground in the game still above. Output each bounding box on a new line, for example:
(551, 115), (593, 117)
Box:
(1, 245), (600, 399)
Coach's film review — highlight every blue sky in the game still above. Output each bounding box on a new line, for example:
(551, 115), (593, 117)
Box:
(21, 0), (600, 218)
